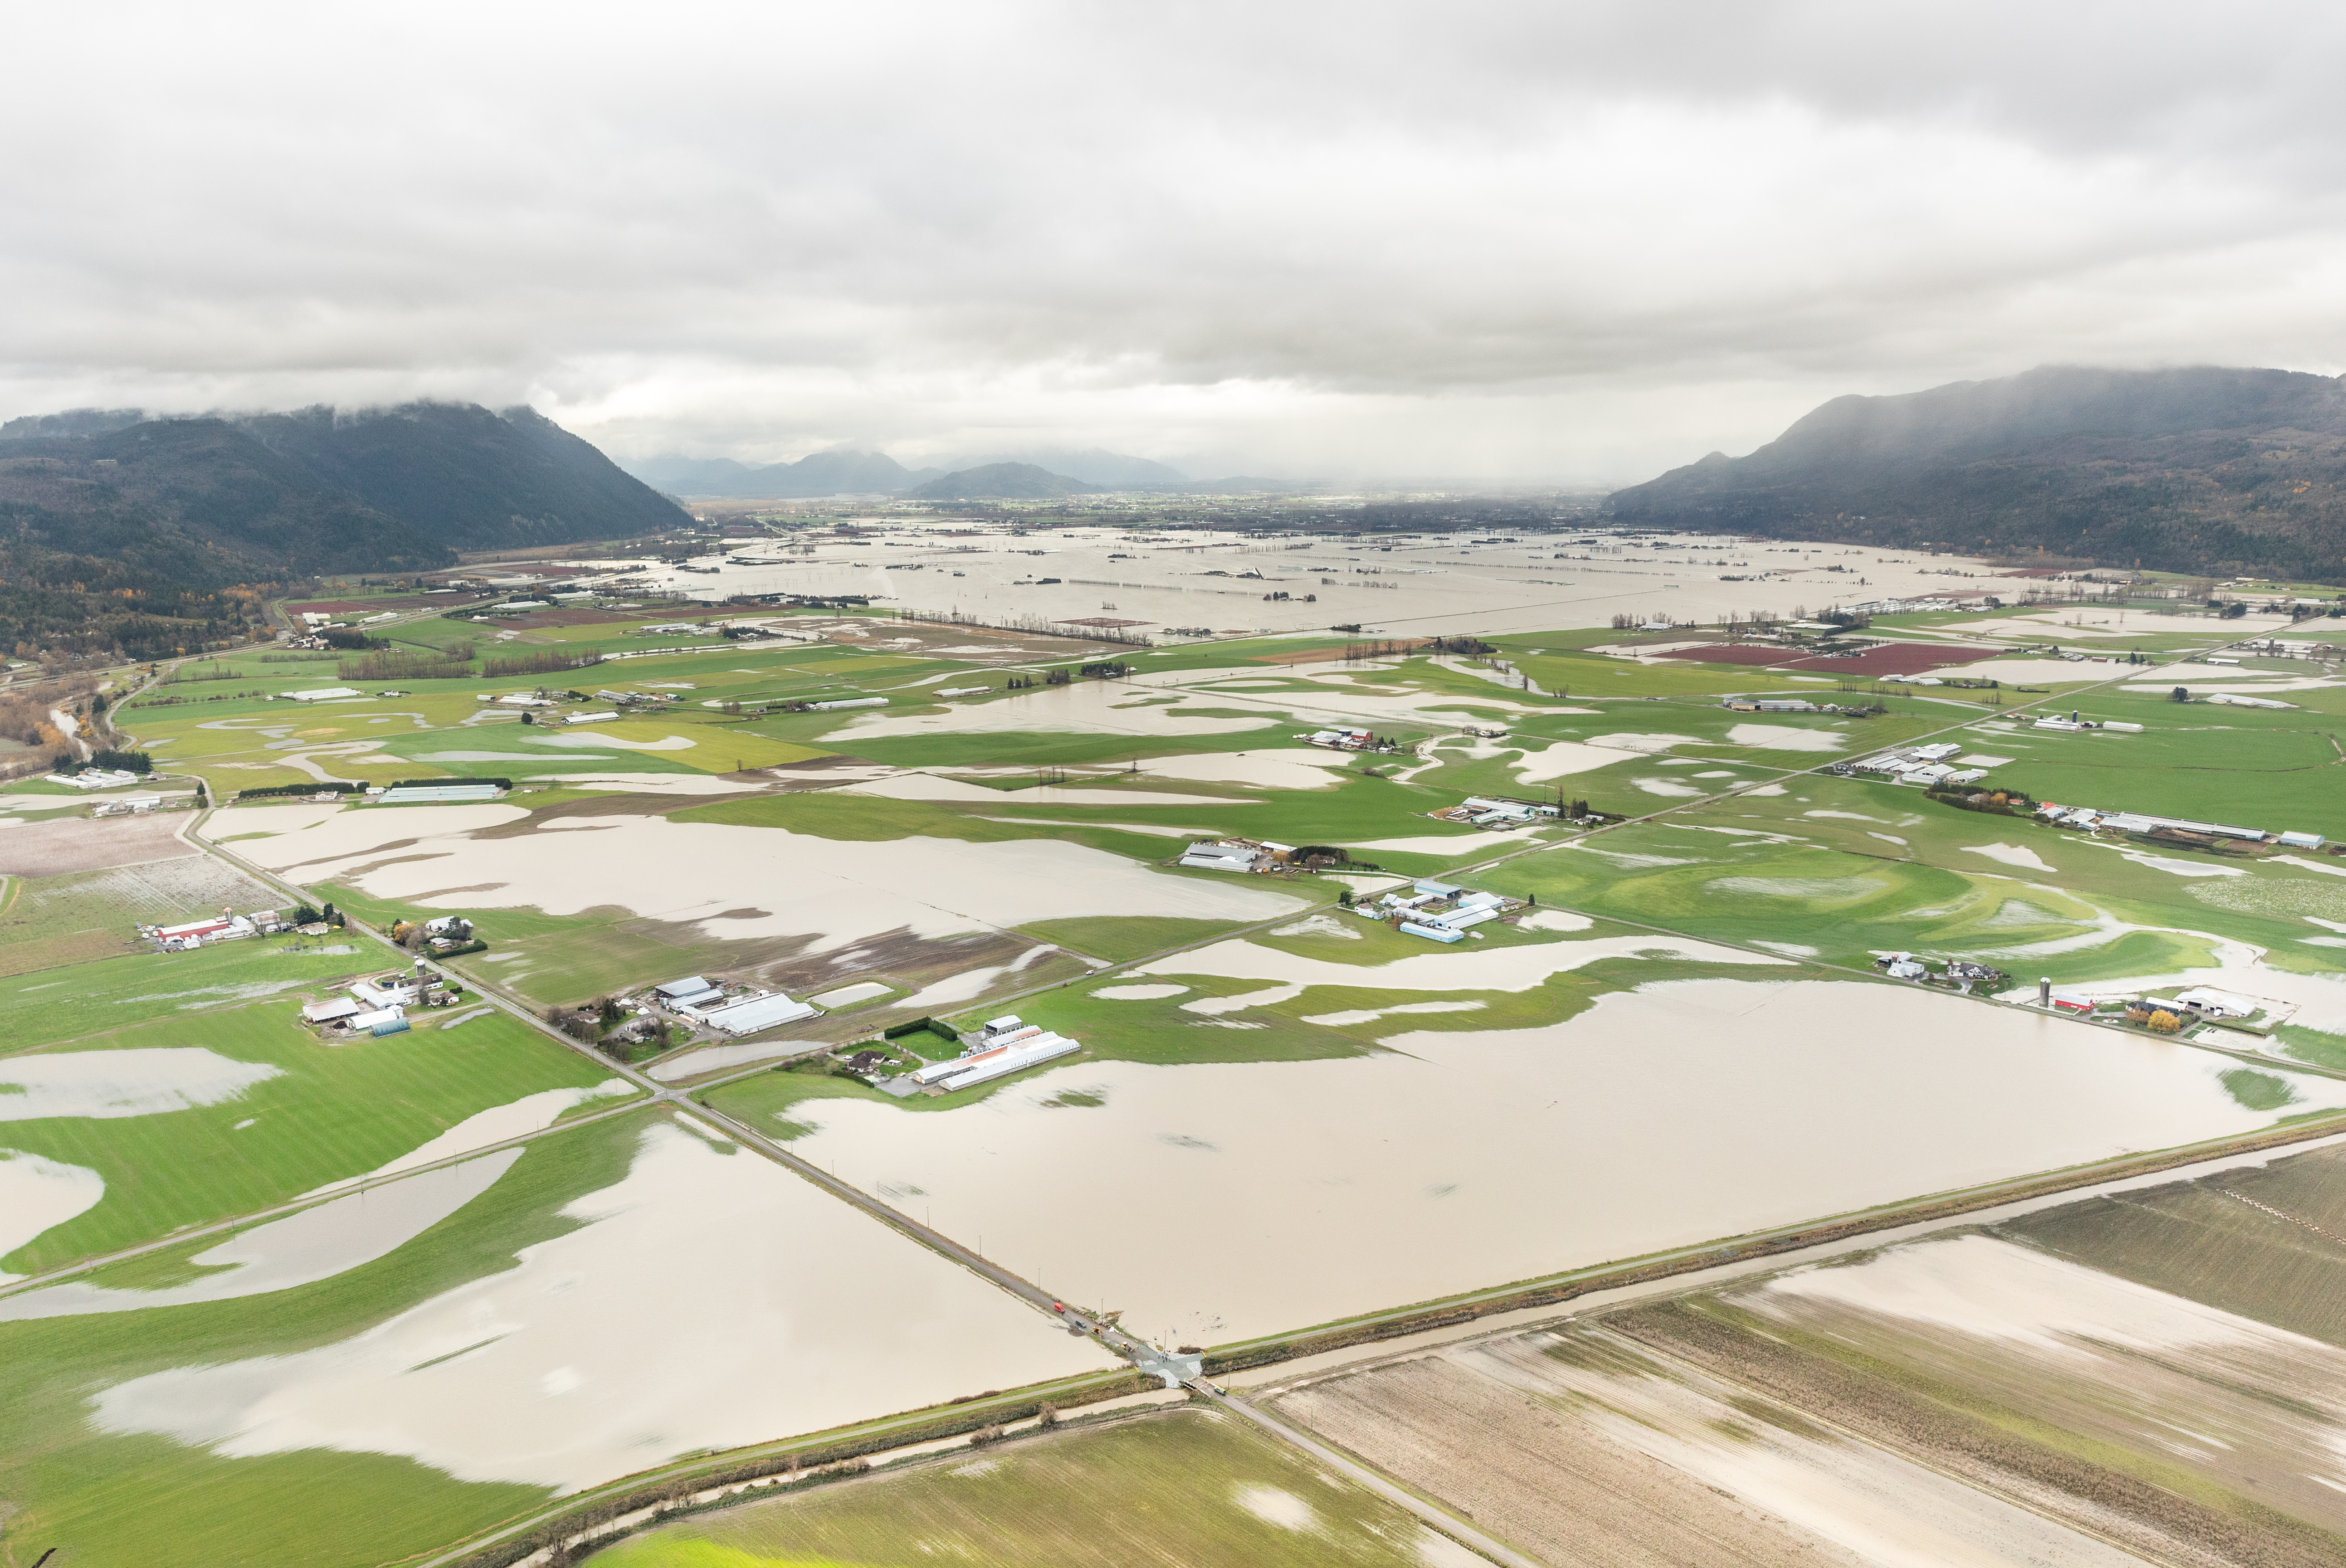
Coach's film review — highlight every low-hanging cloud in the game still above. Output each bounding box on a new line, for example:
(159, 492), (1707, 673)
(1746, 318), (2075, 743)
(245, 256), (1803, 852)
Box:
(5, 0), (2344, 483)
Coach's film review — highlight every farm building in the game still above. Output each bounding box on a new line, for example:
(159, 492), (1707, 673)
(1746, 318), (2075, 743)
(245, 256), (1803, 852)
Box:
(351, 972), (424, 1009)
(2280, 830), (2326, 849)
(377, 783), (502, 804)
(2173, 987), (2257, 1019)
(655, 975), (725, 1008)
(151, 912), (258, 950)
(808, 696), (888, 711)
(683, 991), (819, 1035)
(283, 687), (364, 702)
(1179, 840), (1264, 874)
(2034, 803), (2268, 843)
(302, 997), (364, 1025)
(907, 1015), (1081, 1092)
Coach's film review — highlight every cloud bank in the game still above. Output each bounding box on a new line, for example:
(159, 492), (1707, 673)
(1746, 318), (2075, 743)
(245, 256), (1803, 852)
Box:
(5, 1), (2344, 482)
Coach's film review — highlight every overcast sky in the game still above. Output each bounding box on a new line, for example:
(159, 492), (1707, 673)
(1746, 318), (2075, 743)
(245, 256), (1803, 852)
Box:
(6, 1), (2343, 485)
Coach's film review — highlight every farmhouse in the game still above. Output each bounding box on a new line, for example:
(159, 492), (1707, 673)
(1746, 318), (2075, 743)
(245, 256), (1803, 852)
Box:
(351, 971), (424, 1009)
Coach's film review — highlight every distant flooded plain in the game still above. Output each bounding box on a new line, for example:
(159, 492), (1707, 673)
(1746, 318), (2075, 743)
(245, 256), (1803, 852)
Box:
(776, 979), (2346, 1345)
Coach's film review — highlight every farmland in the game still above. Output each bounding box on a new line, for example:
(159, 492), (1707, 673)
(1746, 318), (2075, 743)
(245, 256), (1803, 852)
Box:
(12, 524), (2346, 1567)
(595, 1408), (1478, 1568)
(1258, 1135), (2346, 1568)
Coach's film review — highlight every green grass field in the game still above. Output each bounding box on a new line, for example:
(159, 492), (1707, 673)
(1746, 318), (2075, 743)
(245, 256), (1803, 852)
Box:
(0, 940), (628, 1274)
(0, 1113), (662, 1568)
(591, 1407), (1474, 1568)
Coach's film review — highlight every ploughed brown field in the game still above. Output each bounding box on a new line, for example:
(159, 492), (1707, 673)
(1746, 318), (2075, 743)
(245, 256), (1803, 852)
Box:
(1266, 1142), (2346, 1568)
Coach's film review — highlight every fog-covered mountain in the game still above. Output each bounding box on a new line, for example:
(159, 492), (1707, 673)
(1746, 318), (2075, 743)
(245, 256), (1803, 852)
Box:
(626, 444), (1190, 495)
(0, 401), (685, 657)
(1609, 365), (2346, 578)
(902, 462), (1102, 500)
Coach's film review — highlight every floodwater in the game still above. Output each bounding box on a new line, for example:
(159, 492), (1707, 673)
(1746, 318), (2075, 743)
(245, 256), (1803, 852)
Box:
(1279, 1329), (2150, 1568)
(1744, 1235), (2346, 1528)
(836, 681), (1281, 740)
(1727, 723), (1848, 751)
(0, 1149), (106, 1280)
(90, 1121), (1112, 1491)
(0, 1047), (284, 1121)
(0, 1149), (522, 1318)
(773, 978), (2346, 1344)
(302, 1081), (634, 1193)
(640, 529), (2027, 642)
(839, 772), (1246, 808)
(229, 803), (528, 874)
(1131, 930), (1788, 993)
(250, 812), (1310, 951)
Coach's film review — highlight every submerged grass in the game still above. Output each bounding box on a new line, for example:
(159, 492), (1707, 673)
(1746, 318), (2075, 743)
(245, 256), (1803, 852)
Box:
(0, 973), (623, 1274)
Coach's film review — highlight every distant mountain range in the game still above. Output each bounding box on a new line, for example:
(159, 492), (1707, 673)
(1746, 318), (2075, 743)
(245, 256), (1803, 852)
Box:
(1609, 365), (2346, 579)
(627, 450), (943, 498)
(0, 402), (686, 658)
(903, 462), (1102, 501)
(626, 445), (1192, 497)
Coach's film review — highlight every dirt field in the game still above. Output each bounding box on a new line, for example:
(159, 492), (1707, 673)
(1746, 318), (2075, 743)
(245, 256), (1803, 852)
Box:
(1614, 1272), (2346, 1566)
(0, 857), (282, 975)
(2008, 1141), (2346, 1349)
(1271, 1330), (2160, 1568)
(0, 812), (197, 876)
(1268, 1181), (2346, 1568)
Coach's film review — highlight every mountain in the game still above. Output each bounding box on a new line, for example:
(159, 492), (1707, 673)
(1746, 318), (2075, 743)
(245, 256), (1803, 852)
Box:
(950, 448), (1187, 488)
(0, 402), (687, 658)
(0, 408), (147, 440)
(628, 455), (760, 494)
(624, 445), (1186, 495)
(1607, 365), (2346, 579)
(625, 449), (938, 497)
(902, 462), (1102, 501)
(238, 403), (686, 550)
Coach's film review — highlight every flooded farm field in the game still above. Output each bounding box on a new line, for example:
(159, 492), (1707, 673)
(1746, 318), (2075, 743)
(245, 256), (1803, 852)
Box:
(0, 1109), (1114, 1563)
(747, 977), (2346, 1345)
(1262, 1138), (2346, 1568)
(1272, 1328), (2153, 1568)
(222, 801), (1309, 951)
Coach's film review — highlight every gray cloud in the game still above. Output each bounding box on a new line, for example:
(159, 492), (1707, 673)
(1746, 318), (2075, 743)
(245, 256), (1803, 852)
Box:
(5, 1), (2344, 483)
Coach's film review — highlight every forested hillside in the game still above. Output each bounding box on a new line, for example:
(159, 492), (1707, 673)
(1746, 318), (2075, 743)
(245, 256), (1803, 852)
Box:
(0, 402), (685, 660)
(1609, 366), (2346, 579)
